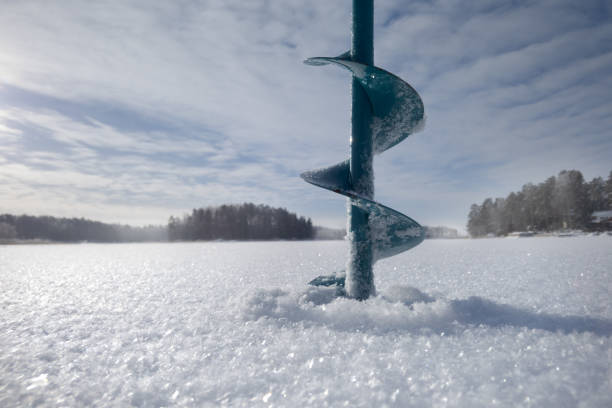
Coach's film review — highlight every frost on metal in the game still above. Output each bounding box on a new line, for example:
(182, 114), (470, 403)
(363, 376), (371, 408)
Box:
(351, 194), (425, 262)
(345, 226), (375, 298)
(351, 148), (374, 199)
(305, 57), (425, 155)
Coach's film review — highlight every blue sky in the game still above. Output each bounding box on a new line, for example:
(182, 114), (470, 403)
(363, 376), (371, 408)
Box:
(1, 0), (611, 232)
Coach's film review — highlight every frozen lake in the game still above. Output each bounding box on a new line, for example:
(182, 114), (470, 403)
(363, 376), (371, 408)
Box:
(1, 237), (611, 407)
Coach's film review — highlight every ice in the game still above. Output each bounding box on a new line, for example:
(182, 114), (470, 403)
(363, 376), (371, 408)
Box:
(1, 237), (611, 407)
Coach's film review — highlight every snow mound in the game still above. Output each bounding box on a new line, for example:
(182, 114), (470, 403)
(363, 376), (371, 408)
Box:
(241, 285), (612, 336)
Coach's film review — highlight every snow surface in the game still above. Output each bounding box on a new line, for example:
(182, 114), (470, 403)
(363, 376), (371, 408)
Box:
(1, 237), (611, 407)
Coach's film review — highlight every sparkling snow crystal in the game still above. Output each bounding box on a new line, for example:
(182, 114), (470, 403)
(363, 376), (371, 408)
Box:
(1, 237), (611, 406)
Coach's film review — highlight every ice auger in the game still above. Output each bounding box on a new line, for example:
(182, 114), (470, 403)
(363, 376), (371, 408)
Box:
(301, 0), (425, 300)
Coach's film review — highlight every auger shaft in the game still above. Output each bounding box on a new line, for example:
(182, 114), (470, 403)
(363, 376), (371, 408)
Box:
(347, 0), (375, 300)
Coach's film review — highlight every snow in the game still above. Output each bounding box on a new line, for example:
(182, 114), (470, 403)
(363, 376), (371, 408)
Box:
(1, 237), (611, 407)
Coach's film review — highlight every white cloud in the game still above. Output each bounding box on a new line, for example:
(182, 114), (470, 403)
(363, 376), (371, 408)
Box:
(0, 0), (610, 230)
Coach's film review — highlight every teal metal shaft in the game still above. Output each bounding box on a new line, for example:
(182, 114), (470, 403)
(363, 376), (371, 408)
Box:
(347, 0), (374, 300)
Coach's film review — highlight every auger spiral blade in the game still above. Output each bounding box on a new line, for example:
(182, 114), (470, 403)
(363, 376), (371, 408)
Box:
(303, 0), (425, 299)
(305, 56), (425, 155)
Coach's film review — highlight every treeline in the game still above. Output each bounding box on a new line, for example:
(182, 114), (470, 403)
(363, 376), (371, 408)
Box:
(168, 203), (314, 241)
(467, 170), (612, 237)
(424, 226), (459, 239)
(313, 226), (345, 240)
(0, 209), (465, 243)
(0, 214), (166, 242)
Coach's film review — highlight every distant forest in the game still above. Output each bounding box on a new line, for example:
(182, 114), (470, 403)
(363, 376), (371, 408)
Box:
(467, 170), (612, 237)
(168, 203), (314, 241)
(0, 203), (464, 243)
(0, 203), (315, 243)
(0, 214), (166, 243)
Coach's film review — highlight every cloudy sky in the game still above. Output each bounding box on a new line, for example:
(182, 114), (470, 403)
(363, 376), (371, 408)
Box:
(1, 0), (611, 232)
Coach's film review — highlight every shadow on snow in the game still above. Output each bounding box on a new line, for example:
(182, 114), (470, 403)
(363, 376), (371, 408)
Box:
(242, 286), (612, 336)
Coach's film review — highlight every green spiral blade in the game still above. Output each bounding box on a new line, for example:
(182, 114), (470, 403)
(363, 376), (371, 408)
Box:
(305, 55), (425, 155)
(302, 53), (426, 286)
